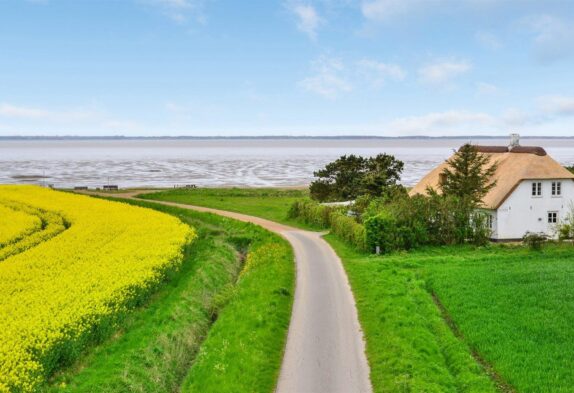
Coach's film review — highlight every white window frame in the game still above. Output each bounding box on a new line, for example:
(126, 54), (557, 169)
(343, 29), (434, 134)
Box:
(486, 214), (493, 229)
(532, 182), (542, 197)
(548, 211), (558, 224)
(552, 181), (562, 197)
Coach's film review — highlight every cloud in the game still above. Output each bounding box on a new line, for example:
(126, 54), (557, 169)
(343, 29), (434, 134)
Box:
(418, 59), (472, 87)
(0, 103), (94, 122)
(476, 82), (499, 95)
(500, 108), (546, 127)
(143, 0), (207, 24)
(288, 3), (323, 39)
(357, 59), (406, 87)
(299, 55), (352, 99)
(387, 110), (495, 134)
(0, 103), (141, 133)
(385, 106), (553, 136)
(538, 95), (574, 116)
(522, 15), (574, 63)
(475, 31), (502, 50)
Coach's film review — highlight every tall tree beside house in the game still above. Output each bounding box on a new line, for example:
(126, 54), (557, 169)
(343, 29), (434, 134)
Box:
(431, 144), (499, 244)
(310, 154), (404, 202)
(439, 143), (499, 206)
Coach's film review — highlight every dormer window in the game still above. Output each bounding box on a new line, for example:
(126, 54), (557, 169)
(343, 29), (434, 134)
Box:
(532, 182), (542, 197)
(439, 173), (447, 186)
(552, 181), (562, 196)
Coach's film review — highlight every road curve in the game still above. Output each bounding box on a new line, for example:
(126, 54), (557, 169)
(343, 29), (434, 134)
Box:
(81, 191), (372, 393)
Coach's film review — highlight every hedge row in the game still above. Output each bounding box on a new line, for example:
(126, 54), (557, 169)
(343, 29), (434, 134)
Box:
(288, 200), (367, 251)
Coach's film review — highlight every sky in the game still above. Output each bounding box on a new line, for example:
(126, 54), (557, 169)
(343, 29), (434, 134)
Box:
(1, 0), (574, 137)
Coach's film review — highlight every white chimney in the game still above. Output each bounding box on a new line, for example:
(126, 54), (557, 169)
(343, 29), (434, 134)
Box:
(509, 133), (520, 148)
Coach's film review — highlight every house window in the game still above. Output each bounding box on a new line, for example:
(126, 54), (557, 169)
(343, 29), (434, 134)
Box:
(552, 181), (562, 196)
(548, 212), (558, 224)
(439, 173), (447, 186)
(532, 182), (542, 197)
(486, 214), (493, 229)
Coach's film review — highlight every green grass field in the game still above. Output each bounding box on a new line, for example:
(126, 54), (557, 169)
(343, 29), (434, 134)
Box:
(46, 198), (294, 393)
(145, 187), (574, 392)
(139, 187), (316, 229)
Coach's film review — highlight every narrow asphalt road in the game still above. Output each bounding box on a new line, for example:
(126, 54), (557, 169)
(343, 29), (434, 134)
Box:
(81, 191), (372, 393)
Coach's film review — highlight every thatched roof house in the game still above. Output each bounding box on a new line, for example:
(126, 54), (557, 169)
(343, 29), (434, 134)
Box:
(410, 135), (574, 240)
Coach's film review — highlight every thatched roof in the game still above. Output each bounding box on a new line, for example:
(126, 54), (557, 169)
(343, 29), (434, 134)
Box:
(409, 145), (574, 209)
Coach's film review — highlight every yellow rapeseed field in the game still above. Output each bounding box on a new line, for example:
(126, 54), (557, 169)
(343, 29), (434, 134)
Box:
(0, 186), (195, 392)
(0, 204), (41, 247)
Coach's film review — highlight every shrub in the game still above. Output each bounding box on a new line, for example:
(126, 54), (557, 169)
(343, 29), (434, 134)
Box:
(469, 211), (492, 246)
(329, 212), (367, 251)
(559, 224), (573, 241)
(363, 193), (493, 254)
(289, 200), (367, 251)
(558, 202), (574, 242)
(288, 200), (334, 228)
(364, 211), (398, 254)
(523, 232), (547, 251)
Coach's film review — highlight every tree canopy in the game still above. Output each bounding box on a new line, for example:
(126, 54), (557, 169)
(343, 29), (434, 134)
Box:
(309, 154), (404, 202)
(439, 144), (498, 207)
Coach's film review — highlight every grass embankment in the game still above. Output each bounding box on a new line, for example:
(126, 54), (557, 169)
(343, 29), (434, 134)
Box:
(146, 187), (574, 392)
(47, 199), (294, 393)
(139, 187), (315, 229)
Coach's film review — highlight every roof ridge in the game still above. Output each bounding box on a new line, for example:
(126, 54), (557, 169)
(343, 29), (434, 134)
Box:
(463, 145), (547, 156)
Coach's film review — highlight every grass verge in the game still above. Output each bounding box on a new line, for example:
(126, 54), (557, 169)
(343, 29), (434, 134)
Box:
(139, 187), (315, 230)
(45, 199), (294, 393)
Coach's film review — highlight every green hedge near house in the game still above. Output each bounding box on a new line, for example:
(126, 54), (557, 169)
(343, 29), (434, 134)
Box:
(287, 199), (335, 229)
(288, 200), (367, 251)
(329, 212), (367, 251)
(289, 196), (492, 255)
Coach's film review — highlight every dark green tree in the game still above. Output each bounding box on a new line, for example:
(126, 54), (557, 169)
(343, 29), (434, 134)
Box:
(361, 154), (405, 198)
(439, 144), (498, 207)
(309, 154), (404, 201)
(310, 155), (365, 201)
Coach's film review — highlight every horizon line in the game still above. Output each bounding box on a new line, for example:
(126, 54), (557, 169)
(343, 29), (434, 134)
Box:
(1, 135), (573, 140)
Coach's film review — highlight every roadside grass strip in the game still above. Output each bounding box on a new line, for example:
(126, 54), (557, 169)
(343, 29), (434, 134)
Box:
(0, 186), (194, 392)
(44, 199), (294, 393)
(182, 232), (294, 393)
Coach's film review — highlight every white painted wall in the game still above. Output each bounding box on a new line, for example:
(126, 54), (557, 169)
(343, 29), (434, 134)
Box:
(493, 179), (574, 240)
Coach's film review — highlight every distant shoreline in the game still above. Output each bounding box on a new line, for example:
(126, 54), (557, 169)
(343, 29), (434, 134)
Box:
(2, 135), (574, 141)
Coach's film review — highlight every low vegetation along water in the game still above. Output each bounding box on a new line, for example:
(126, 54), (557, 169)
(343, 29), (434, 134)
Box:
(143, 187), (574, 393)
